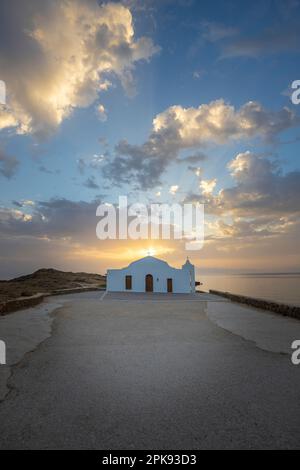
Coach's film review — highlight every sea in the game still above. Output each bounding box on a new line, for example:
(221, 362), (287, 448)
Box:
(199, 273), (300, 307)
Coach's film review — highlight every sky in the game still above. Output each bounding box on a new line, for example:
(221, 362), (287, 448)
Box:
(0, 0), (300, 278)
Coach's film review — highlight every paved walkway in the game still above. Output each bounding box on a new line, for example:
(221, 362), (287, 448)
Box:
(0, 292), (300, 449)
(102, 291), (226, 301)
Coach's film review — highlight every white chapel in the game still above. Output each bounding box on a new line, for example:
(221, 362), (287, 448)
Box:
(106, 256), (196, 294)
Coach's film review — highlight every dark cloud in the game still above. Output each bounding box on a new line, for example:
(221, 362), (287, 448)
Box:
(222, 21), (300, 58)
(186, 151), (300, 220)
(187, 165), (202, 175)
(102, 100), (299, 189)
(12, 200), (23, 208)
(177, 152), (207, 164)
(219, 152), (300, 216)
(77, 158), (86, 175)
(0, 149), (19, 178)
(83, 176), (100, 190)
(0, 199), (104, 253)
(78, 154), (107, 176)
(184, 150), (300, 251)
(38, 165), (54, 175)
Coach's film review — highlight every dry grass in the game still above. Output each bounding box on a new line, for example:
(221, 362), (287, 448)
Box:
(0, 268), (106, 303)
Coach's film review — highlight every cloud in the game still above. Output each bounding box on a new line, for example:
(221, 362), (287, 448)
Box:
(0, 198), (102, 242)
(188, 20), (238, 59)
(192, 69), (206, 80)
(0, 106), (19, 130)
(38, 165), (52, 174)
(169, 185), (179, 195)
(22, 200), (35, 206)
(103, 99), (299, 189)
(152, 100), (297, 144)
(177, 152), (207, 164)
(0, 149), (19, 178)
(0, 191), (300, 277)
(207, 218), (278, 241)
(200, 178), (217, 195)
(184, 150), (300, 254)
(0, 0), (159, 137)
(217, 152), (300, 216)
(187, 151), (300, 220)
(96, 104), (107, 122)
(222, 21), (300, 58)
(77, 158), (86, 175)
(83, 176), (100, 190)
(0, 196), (179, 276)
(0, 198), (99, 277)
(89, 154), (106, 168)
(188, 166), (202, 176)
(12, 200), (23, 208)
(98, 136), (108, 147)
(201, 21), (238, 42)
(78, 153), (106, 176)
(38, 165), (60, 175)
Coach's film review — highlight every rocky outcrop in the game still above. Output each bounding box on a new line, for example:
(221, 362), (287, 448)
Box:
(209, 289), (300, 320)
(0, 268), (106, 304)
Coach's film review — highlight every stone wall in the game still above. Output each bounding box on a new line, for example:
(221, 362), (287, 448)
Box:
(49, 287), (104, 296)
(209, 289), (300, 320)
(0, 287), (105, 316)
(0, 294), (45, 316)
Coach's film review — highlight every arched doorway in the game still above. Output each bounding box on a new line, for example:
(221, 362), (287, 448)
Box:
(167, 278), (173, 293)
(125, 275), (132, 290)
(145, 274), (153, 292)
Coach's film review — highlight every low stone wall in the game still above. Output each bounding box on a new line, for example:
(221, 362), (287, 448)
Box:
(0, 294), (45, 316)
(209, 289), (300, 320)
(49, 287), (105, 296)
(0, 287), (105, 316)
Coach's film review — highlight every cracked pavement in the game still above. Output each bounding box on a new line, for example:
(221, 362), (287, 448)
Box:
(0, 291), (300, 449)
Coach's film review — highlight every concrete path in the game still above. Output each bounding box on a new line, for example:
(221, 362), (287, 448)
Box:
(102, 291), (226, 302)
(0, 291), (300, 449)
